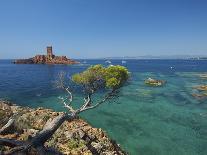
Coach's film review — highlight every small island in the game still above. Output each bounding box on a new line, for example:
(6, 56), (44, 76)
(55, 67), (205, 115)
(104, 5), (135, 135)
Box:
(13, 46), (79, 64)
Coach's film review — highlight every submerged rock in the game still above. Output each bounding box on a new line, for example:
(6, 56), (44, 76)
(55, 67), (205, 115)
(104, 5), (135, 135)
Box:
(0, 100), (126, 155)
(198, 74), (207, 79)
(144, 78), (166, 87)
(192, 93), (207, 100)
(193, 85), (207, 91)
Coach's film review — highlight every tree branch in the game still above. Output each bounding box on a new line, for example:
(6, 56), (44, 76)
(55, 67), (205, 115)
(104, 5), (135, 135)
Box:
(65, 87), (73, 104)
(0, 138), (25, 147)
(58, 96), (75, 113)
(30, 113), (74, 147)
(79, 90), (115, 113)
(1, 113), (76, 155)
(0, 112), (20, 135)
(79, 94), (92, 112)
(0, 118), (15, 134)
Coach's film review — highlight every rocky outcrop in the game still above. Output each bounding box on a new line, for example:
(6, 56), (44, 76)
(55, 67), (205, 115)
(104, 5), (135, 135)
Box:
(0, 100), (126, 155)
(14, 46), (79, 65)
(144, 78), (166, 87)
(192, 85), (207, 100)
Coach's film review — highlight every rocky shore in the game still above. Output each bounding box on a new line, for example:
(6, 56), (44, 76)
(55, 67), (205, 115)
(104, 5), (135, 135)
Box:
(14, 46), (79, 65)
(0, 100), (126, 155)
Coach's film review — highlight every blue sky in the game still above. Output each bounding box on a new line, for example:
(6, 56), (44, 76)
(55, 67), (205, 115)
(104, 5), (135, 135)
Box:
(0, 0), (207, 59)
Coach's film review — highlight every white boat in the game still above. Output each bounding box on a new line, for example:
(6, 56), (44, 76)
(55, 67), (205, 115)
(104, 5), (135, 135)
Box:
(122, 60), (127, 64)
(105, 60), (111, 64)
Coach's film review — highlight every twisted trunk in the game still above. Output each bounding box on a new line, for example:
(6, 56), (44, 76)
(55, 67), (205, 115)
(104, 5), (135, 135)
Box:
(0, 118), (15, 134)
(1, 113), (76, 154)
(30, 113), (74, 147)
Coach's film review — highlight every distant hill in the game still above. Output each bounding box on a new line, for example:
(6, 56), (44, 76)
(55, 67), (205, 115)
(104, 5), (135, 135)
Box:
(101, 55), (207, 60)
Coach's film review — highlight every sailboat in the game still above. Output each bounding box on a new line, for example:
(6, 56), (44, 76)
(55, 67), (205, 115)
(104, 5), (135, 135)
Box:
(105, 60), (111, 64)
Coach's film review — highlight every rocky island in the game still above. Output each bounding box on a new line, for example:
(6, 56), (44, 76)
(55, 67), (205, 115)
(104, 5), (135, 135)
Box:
(0, 100), (126, 155)
(14, 46), (79, 64)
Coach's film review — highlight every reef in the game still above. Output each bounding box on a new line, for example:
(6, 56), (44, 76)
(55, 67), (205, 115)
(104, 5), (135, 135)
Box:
(0, 100), (126, 155)
(192, 85), (207, 100)
(193, 85), (207, 91)
(199, 74), (207, 79)
(144, 78), (166, 87)
(192, 93), (207, 100)
(13, 46), (79, 65)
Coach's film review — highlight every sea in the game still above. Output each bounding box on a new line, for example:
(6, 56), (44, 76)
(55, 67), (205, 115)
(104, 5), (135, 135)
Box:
(0, 59), (207, 155)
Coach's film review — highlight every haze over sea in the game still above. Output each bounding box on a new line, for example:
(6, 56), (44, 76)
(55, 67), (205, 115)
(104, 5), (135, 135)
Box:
(0, 59), (207, 155)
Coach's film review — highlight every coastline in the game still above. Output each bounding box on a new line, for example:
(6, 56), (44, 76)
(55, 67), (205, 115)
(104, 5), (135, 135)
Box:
(0, 100), (127, 155)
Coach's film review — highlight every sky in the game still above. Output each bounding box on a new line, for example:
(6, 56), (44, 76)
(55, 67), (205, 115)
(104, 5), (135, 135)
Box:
(0, 0), (207, 59)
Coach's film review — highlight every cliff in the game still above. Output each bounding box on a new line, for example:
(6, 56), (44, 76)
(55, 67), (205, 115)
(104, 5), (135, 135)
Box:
(0, 100), (126, 155)
(14, 46), (79, 65)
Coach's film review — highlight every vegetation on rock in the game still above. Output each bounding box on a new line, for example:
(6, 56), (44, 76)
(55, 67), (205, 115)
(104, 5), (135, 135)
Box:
(0, 101), (126, 154)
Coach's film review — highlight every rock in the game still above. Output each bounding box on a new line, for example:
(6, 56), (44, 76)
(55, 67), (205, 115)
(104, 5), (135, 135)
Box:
(14, 46), (79, 65)
(0, 101), (127, 155)
(193, 85), (207, 91)
(198, 74), (207, 79)
(91, 142), (103, 153)
(79, 129), (86, 138)
(65, 131), (75, 139)
(192, 93), (207, 100)
(145, 77), (166, 87)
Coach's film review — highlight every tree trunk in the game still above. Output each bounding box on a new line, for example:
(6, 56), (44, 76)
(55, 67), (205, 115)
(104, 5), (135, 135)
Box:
(30, 113), (74, 147)
(0, 118), (15, 134)
(1, 113), (76, 154)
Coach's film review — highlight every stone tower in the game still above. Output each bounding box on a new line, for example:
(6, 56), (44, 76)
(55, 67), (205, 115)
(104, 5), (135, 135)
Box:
(47, 46), (53, 60)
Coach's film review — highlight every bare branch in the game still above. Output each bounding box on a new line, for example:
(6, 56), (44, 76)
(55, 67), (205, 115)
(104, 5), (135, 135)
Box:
(79, 90), (116, 113)
(0, 118), (15, 134)
(0, 138), (25, 147)
(65, 87), (73, 104)
(79, 94), (91, 112)
(1, 113), (75, 155)
(0, 113), (19, 134)
(58, 96), (75, 113)
(80, 97), (107, 112)
(55, 71), (75, 113)
(55, 71), (66, 89)
(5, 146), (30, 155)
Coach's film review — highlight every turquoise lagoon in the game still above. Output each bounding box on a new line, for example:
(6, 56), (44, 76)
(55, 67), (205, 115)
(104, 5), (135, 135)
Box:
(0, 59), (207, 155)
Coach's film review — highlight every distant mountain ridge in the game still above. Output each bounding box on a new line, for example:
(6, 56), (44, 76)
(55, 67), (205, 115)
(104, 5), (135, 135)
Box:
(101, 55), (207, 60)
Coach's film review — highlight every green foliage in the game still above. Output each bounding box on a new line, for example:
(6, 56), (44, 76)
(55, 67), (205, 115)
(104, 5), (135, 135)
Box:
(105, 65), (129, 89)
(72, 64), (129, 91)
(67, 139), (86, 149)
(72, 65), (105, 86)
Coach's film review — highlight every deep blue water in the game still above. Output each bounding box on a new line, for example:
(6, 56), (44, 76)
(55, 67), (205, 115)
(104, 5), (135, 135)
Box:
(1, 59), (207, 155)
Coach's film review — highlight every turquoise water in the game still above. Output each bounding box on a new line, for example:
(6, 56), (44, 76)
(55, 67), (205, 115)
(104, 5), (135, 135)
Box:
(0, 59), (207, 154)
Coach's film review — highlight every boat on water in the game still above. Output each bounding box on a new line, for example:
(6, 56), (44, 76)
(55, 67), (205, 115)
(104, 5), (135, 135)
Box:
(105, 60), (112, 64)
(122, 60), (127, 64)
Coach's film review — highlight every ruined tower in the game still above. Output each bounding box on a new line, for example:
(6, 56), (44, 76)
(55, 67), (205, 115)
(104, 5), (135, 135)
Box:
(47, 46), (54, 60)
